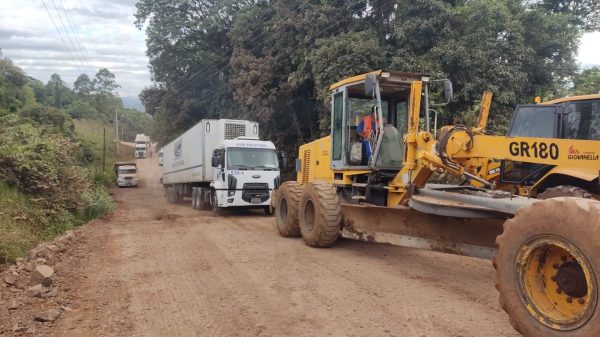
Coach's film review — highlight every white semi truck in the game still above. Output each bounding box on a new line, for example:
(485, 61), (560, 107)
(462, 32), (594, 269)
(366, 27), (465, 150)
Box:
(134, 133), (151, 158)
(161, 119), (284, 215)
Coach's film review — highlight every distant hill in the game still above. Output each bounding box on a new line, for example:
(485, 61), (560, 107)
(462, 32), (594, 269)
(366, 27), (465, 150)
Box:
(581, 63), (600, 70)
(121, 96), (145, 112)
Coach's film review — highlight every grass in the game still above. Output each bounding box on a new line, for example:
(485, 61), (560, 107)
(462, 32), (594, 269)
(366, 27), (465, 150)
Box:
(73, 119), (136, 172)
(0, 183), (68, 265)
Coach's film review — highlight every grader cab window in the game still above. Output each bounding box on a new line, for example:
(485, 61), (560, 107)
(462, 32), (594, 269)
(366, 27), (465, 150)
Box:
(564, 100), (600, 140)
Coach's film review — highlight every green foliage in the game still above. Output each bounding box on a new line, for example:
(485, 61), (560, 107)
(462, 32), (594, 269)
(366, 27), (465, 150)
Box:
(571, 67), (600, 95)
(44, 73), (72, 108)
(80, 187), (115, 222)
(527, 0), (600, 31)
(0, 124), (91, 213)
(20, 104), (75, 136)
(136, 0), (588, 147)
(93, 68), (120, 97)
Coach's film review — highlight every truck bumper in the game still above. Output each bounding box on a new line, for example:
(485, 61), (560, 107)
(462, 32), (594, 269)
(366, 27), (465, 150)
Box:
(214, 189), (272, 208)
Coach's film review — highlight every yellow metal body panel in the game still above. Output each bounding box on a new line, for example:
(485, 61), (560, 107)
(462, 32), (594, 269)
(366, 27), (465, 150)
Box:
(296, 136), (333, 185)
(541, 94), (600, 105)
(450, 135), (600, 169)
(329, 70), (382, 90)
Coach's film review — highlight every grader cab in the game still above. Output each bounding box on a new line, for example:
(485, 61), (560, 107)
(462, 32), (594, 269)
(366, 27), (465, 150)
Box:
(275, 71), (600, 336)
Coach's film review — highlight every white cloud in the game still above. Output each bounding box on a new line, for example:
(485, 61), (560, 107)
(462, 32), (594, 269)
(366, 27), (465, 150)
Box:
(0, 0), (150, 96)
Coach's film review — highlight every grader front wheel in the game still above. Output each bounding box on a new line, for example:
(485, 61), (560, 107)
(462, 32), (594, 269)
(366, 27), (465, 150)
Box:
(494, 198), (600, 336)
(275, 181), (303, 237)
(298, 181), (342, 247)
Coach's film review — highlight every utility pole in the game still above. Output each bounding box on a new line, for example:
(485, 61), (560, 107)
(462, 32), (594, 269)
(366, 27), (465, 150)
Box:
(115, 109), (119, 155)
(102, 128), (106, 172)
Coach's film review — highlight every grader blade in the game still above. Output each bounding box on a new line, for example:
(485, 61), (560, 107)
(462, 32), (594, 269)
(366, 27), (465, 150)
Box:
(340, 204), (504, 259)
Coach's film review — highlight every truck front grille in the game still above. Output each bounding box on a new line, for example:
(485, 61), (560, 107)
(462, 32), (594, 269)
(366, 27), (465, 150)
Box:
(241, 183), (270, 203)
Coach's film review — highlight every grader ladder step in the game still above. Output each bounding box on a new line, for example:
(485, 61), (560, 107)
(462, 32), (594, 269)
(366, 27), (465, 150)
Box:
(351, 196), (366, 200)
(352, 183), (367, 188)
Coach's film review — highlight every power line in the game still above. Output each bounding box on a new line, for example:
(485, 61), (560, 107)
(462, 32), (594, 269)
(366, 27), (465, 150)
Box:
(49, 0), (89, 73)
(41, 0), (85, 74)
(58, 0), (94, 73)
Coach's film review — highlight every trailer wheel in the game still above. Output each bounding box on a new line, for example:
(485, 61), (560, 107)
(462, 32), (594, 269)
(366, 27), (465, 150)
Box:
(192, 189), (198, 209)
(298, 181), (342, 247)
(166, 187), (173, 203)
(275, 182), (302, 237)
(494, 198), (600, 336)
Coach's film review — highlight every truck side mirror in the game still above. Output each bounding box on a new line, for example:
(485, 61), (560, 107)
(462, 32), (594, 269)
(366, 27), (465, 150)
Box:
(443, 80), (453, 104)
(211, 156), (219, 168)
(364, 73), (377, 98)
(278, 151), (288, 170)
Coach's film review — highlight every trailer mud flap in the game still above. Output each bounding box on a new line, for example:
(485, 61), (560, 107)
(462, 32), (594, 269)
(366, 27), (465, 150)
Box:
(340, 204), (504, 259)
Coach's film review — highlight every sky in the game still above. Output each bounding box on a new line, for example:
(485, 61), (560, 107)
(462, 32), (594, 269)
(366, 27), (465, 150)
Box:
(0, 0), (149, 97)
(0, 1), (598, 97)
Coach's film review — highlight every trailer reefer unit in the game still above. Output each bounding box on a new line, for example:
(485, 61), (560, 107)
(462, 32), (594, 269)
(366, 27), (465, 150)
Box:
(161, 119), (281, 215)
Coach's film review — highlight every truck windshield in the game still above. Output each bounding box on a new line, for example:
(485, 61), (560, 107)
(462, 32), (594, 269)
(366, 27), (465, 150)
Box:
(227, 148), (278, 171)
(508, 106), (557, 138)
(118, 169), (137, 174)
(564, 100), (600, 140)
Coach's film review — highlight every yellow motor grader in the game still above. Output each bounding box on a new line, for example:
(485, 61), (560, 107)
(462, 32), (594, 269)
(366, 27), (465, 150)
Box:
(274, 71), (600, 337)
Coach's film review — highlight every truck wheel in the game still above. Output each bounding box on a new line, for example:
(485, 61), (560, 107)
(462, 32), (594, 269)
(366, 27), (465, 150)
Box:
(275, 181), (302, 237)
(494, 198), (600, 336)
(298, 181), (342, 247)
(166, 187), (172, 203)
(192, 189), (199, 209)
(263, 206), (273, 216)
(197, 188), (207, 210)
(212, 192), (222, 216)
(538, 185), (593, 199)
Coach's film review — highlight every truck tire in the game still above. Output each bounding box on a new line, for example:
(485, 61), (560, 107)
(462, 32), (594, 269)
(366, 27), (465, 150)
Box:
(212, 192), (222, 216)
(263, 206), (273, 216)
(298, 181), (342, 247)
(493, 198), (600, 336)
(197, 188), (207, 210)
(166, 187), (172, 203)
(275, 181), (302, 237)
(192, 189), (199, 209)
(538, 185), (593, 199)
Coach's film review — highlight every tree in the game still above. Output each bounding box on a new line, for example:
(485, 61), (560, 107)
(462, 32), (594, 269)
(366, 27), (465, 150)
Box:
(44, 73), (71, 108)
(93, 68), (120, 96)
(571, 67), (600, 95)
(74, 73), (94, 96)
(527, 0), (600, 31)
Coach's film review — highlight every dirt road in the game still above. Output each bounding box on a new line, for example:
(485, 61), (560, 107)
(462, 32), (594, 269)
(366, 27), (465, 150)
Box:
(42, 156), (519, 337)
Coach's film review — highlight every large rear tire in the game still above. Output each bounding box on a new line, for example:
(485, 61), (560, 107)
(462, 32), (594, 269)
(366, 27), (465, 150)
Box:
(494, 198), (600, 336)
(298, 181), (342, 247)
(538, 185), (593, 200)
(275, 181), (302, 237)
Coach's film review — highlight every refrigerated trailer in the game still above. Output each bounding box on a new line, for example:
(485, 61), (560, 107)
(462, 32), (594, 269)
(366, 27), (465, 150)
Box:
(161, 119), (283, 215)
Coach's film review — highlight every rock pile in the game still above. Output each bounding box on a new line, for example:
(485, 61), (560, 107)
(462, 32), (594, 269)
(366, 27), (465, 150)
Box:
(0, 229), (79, 335)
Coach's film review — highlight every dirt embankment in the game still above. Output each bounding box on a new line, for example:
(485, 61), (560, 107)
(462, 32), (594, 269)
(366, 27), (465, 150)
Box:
(1, 156), (520, 337)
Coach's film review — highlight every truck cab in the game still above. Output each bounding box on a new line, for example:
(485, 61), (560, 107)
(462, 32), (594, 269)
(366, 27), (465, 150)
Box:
(114, 162), (138, 187)
(210, 137), (281, 210)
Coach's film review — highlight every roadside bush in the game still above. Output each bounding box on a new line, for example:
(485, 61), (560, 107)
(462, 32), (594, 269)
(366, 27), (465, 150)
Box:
(0, 123), (90, 212)
(80, 187), (115, 222)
